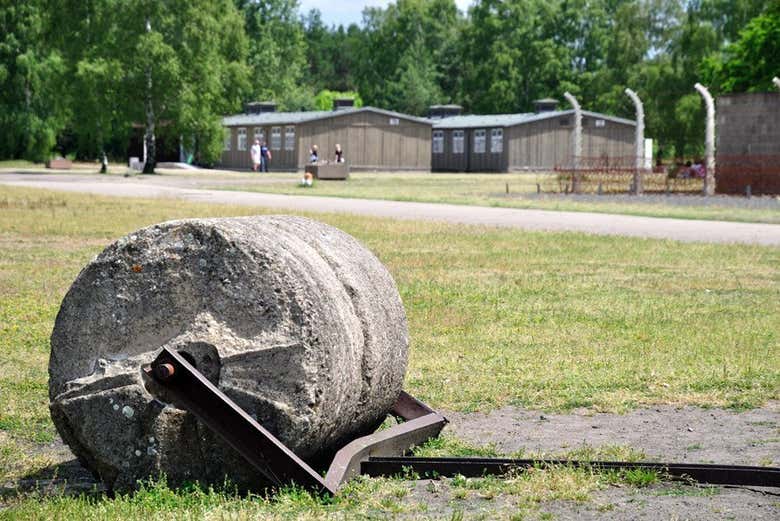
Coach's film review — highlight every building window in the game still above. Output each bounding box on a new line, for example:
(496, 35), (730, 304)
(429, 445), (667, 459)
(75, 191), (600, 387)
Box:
(224, 129), (232, 151)
(389, 118), (399, 125)
(452, 130), (464, 154)
(237, 128), (247, 151)
(473, 129), (486, 154)
(271, 127), (281, 150)
(432, 130), (444, 154)
(595, 119), (606, 128)
(490, 128), (503, 153)
(254, 127), (264, 145)
(284, 126), (295, 150)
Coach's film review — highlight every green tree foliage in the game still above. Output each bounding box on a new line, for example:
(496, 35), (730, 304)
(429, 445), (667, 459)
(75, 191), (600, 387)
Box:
(0, 1), (67, 161)
(302, 11), (359, 92)
(460, 0), (568, 113)
(1, 0), (775, 162)
(352, 0), (462, 114)
(710, 0), (780, 92)
(49, 0), (250, 169)
(236, 0), (310, 111)
(312, 90), (363, 111)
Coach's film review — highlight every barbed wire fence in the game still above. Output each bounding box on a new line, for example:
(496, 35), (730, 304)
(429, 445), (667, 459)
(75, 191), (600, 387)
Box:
(548, 156), (705, 195)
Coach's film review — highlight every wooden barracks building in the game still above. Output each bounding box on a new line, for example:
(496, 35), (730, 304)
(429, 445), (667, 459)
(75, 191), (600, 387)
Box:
(220, 99), (636, 173)
(220, 100), (432, 171)
(428, 99), (636, 172)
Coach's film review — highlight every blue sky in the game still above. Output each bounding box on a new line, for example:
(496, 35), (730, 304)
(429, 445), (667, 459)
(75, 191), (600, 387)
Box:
(298, 1), (473, 27)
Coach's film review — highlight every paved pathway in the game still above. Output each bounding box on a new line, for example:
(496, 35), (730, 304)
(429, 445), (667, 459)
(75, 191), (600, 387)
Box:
(2, 172), (779, 246)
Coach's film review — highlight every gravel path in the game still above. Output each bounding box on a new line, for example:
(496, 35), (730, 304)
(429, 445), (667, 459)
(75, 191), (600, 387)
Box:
(1, 171), (779, 246)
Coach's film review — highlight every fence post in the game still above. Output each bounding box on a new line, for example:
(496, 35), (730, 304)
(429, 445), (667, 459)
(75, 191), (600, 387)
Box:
(694, 83), (716, 196)
(563, 92), (582, 193)
(625, 88), (645, 195)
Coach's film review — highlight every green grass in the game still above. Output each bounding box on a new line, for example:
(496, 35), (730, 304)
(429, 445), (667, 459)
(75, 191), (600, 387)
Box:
(212, 171), (780, 224)
(0, 160), (41, 169)
(0, 185), (778, 517)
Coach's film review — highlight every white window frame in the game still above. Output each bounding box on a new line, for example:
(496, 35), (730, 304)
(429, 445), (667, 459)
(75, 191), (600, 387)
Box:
(254, 127), (264, 144)
(473, 129), (486, 154)
(490, 128), (503, 154)
(595, 119), (606, 128)
(270, 127), (282, 150)
(452, 130), (464, 154)
(284, 126), (295, 151)
(237, 128), (247, 151)
(224, 129), (232, 151)
(432, 130), (444, 154)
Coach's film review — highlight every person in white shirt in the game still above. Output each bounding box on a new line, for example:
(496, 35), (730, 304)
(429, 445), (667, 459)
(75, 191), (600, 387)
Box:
(250, 139), (261, 172)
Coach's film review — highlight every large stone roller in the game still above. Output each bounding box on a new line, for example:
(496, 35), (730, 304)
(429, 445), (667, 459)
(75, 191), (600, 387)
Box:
(49, 216), (409, 491)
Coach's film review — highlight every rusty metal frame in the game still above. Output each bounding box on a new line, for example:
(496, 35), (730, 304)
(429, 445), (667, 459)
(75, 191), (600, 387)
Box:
(144, 347), (779, 492)
(144, 347), (447, 495)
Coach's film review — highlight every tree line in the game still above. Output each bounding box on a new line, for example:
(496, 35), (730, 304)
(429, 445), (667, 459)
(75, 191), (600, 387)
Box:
(1, 0), (778, 168)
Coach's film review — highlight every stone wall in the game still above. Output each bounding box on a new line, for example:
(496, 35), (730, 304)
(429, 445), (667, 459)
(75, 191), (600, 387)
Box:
(716, 92), (780, 194)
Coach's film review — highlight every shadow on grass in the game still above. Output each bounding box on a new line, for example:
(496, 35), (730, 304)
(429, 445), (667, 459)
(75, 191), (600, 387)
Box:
(1, 458), (105, 502)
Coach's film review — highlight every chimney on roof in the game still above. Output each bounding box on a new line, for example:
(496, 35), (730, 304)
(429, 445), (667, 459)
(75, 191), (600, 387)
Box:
(245, 101), (277, 114)
(534, 98), (559, 113)
(428, 104), (463, 119)
(333, 98), (355, 111)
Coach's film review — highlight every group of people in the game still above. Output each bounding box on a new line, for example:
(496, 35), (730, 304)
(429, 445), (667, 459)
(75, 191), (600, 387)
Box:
(309, 144), (345, 164)
(677, 160), (706, 179)
(249, 140), (345, 172)
(250, 139), (271, 172)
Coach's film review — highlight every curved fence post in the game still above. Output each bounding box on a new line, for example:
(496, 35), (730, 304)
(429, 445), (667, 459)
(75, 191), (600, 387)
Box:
(625, 88), (645, 195)
(563, 92), (582, 193)
(694, 83), (716, 196)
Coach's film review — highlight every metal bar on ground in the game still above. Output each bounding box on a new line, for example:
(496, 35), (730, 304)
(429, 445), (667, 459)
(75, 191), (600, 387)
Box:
(361, 457), (780, 488)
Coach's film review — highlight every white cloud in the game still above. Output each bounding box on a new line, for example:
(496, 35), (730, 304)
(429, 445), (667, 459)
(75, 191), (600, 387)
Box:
(298, 0), (473, 27)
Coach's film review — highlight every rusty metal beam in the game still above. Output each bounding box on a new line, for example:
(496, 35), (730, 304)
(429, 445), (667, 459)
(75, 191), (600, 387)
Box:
(144, 347), (333, 494)
(144, 348), (446, 495)
(361, 457), (780, 488)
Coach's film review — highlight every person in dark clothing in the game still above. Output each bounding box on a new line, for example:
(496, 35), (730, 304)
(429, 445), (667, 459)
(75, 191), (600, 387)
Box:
(334, 143), (344, 163)
(260, 141), (270, 172)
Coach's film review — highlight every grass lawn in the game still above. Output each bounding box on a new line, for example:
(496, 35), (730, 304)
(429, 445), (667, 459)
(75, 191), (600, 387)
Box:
(0, 185), (777, 518)
(211, 171), (780, 224)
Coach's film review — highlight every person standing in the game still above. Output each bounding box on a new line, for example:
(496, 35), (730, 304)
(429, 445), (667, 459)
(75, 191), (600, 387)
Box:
(260, 141), (271, 172)
(250, 139), (261, 172)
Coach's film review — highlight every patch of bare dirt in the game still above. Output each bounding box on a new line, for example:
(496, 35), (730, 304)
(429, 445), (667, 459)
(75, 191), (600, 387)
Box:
(443, 402), (780, 466)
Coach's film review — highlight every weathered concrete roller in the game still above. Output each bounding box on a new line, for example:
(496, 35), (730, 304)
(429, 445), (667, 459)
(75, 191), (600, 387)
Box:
(49, 216), (409, 491)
